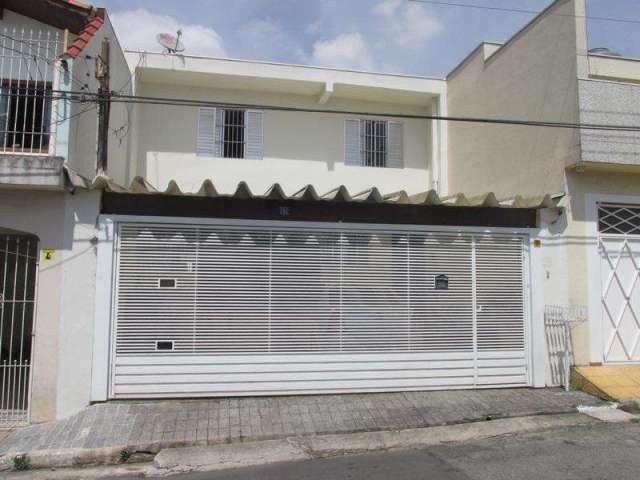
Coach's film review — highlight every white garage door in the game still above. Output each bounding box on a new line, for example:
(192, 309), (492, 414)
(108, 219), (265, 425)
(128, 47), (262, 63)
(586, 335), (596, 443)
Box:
(110, 222), (530, 398)
(599, 204), (640, 363)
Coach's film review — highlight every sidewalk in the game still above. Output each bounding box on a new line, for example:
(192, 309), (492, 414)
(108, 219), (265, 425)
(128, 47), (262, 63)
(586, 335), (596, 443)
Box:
(0, 388), (602, 469)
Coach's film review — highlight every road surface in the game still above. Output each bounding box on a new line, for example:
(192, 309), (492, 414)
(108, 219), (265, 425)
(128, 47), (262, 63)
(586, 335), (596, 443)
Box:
(111, 420), (640, 480)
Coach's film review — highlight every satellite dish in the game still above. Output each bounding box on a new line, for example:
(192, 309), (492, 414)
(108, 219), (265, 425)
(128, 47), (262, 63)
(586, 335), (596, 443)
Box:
(156, 30), (185, 54)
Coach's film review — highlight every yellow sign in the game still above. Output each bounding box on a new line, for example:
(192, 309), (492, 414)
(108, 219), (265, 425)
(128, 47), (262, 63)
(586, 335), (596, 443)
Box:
(41, 249), (56, 261)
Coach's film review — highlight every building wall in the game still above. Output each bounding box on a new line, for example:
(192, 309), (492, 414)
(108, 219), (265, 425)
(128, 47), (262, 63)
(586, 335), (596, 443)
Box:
(578, 78), (640, 167)
(447, 0), (581, 198)
(67, 14), (132, 185)
(134, 82), (434, 195)
(0, 189), (64, 422)
(0, 188), (100, 422)
(563, 171), (640, 364)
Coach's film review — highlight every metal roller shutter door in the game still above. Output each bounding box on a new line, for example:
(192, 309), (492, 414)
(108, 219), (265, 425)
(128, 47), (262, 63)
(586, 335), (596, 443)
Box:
(110, 222), (529, 398)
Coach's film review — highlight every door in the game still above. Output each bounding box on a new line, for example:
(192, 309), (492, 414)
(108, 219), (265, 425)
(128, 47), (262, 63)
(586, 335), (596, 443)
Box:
(110, 222), (530, 398)
(0, 233), (37, 427)
(598, 204), (640, 363)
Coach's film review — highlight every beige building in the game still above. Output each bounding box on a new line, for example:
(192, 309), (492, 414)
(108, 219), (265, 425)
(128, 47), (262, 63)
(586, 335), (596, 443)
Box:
(447, 0), (640, 370)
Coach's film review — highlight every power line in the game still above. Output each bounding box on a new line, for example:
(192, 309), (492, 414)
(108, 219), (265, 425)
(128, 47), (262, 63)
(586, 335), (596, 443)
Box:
(106, 91), (640, 133)
(5, 88), (640, 133)
(408, 0), (640, 25)
(0, 32), (91, 93)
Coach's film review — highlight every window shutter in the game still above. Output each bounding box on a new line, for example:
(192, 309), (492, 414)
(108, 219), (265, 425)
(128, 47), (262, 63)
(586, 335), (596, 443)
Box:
(387, 121), (403, 168)
(245, 110), (263, 160)
(196, 107), (216, 156)
(344, 119), (361, 166)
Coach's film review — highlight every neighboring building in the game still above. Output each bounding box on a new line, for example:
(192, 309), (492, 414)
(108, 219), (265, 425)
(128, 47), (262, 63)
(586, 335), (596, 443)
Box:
(447, 0), (640, 376)
(0, 0), (131, 424)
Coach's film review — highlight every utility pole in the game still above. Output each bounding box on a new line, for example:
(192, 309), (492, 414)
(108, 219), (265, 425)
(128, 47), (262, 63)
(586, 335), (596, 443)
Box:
(96, 37), (110, 176)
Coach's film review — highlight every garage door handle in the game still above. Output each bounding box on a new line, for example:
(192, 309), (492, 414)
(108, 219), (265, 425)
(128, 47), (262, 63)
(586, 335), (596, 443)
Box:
(476, 305), (484, 313)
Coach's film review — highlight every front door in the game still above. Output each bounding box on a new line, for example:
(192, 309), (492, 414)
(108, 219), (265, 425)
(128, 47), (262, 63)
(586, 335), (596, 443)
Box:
(598, 204), (640, 363)
(0, 233), (37, 427)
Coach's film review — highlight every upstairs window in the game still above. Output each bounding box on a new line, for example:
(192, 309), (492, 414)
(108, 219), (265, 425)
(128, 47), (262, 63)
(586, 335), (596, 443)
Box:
(197, 107), (263, 159)
(345, 119), (403, 168)
(362, 120), (387, 167)
(223, 109), (245, 159)
(0, 83), (52, 153)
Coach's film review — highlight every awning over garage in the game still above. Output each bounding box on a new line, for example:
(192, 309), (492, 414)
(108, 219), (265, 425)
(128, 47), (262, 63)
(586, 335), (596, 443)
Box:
(84, 175), (560, 229)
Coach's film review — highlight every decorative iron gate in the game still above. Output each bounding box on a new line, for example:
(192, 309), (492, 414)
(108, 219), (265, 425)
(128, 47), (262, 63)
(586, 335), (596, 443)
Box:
(0, 234), (37, 427)
(598, 204), (640, 363)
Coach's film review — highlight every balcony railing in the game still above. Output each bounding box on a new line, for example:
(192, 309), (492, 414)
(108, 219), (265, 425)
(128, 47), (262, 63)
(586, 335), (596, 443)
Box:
(0, 26), (63, 155)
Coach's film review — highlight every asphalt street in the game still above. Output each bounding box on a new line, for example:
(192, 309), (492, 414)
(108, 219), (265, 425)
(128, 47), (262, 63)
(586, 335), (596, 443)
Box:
(126, 420), (640, 480)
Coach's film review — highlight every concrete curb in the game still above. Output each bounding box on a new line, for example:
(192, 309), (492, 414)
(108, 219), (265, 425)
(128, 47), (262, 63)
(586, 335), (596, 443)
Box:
(153, 413), (599, 474)
(0, 413), (600, 474)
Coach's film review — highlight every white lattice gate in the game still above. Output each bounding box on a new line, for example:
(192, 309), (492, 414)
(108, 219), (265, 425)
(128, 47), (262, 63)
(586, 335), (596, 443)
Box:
(109, 221), (530, 398)
(598, 204), (640, 363)
(0, 234), (37, 427)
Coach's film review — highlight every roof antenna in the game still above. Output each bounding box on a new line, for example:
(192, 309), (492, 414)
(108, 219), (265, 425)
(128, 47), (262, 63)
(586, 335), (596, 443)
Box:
(156, 29), (185, 54)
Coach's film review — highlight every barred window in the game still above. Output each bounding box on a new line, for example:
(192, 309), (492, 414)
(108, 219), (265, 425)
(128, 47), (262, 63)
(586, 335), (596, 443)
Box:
(344, 119), (403, 168)
(197, 107), (263, 160)
(598, 204), (640, 235)
(362, 120), (387, 168)
(223, 109), (245, 159)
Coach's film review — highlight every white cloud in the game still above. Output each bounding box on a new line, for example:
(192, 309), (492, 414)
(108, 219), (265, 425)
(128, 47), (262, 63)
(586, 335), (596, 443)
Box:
(311, 33), (373, 70)
(373, 0), (442, 47)
(238, 17), (306, 62)
(110, 9), (226, 57)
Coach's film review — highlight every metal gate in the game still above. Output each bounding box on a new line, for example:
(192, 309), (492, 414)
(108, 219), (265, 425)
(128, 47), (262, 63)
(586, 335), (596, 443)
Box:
(0, 233), (37, 427)
(110, 221), (530, 398)
(598, 204), (640, 363)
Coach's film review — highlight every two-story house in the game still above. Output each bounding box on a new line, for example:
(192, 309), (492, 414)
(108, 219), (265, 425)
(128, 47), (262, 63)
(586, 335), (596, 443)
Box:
(0, 0), (130, 424)
(447, 0), (640, 389)
(84, 49), (556, 408)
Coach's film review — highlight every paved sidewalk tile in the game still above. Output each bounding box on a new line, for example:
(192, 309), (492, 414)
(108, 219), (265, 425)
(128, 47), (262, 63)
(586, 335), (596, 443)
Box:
(0, 388), (602, 455)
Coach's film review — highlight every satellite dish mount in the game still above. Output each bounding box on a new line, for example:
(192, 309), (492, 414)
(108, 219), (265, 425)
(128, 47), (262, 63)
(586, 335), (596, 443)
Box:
(157, 30), (185, 54)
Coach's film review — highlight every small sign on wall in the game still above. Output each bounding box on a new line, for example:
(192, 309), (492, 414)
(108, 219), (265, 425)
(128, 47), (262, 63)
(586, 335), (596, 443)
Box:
(434, 274), (449, 290)
(40, 249), (56, 262)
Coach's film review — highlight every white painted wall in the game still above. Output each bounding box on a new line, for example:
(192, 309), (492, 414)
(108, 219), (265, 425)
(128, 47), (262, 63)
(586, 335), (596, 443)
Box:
(134, 82), (434, 195)
(0, 188), (100, 422)
(0, 190), (64, 422)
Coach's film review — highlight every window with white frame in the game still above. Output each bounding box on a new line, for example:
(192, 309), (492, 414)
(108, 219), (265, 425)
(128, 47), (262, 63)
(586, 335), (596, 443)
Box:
(345, 119), (403, 168)
(197, 107), (263, 159)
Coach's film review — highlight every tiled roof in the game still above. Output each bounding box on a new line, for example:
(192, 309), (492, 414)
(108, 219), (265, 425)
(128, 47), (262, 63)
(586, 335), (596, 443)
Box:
(66, 15), (104, 59)
(86, 175), (559, 210)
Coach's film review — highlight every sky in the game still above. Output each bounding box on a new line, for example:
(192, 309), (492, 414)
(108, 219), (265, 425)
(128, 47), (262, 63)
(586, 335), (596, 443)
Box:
(95, 0), (640, 78)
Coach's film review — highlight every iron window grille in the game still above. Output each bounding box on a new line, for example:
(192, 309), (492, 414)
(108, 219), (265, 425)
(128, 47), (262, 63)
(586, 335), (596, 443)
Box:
(0, 83), (53, 153)
(598, 204), (640, 235)
(222, 109), (245, 159)
(361, 119), (387, 168)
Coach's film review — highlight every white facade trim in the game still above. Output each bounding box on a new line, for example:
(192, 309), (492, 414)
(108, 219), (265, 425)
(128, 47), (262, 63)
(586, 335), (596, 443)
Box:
(90, 218), (115, 402)
(585, 193), (640, 364)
